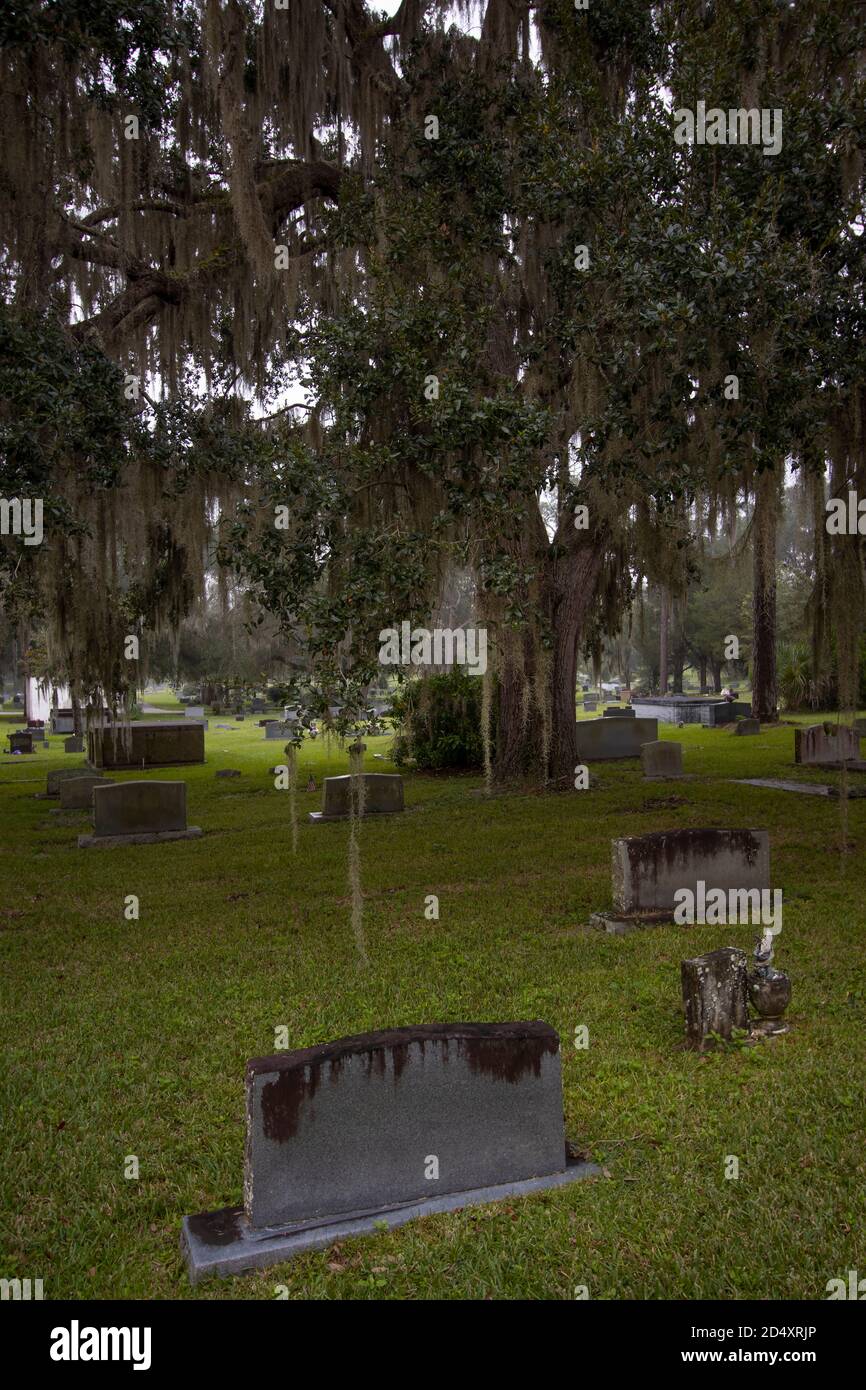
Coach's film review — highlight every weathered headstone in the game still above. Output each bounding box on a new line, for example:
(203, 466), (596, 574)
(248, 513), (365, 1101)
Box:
(583, 699), (597, 712)
(50, 710), (75, 735)
(235, 714), (245, 722)
(181, 1021), (598, 1282)
(185, 706), (205, 719)
(29, 726), (45, 743)
(79, 780), (202, 847)
(265, 722), (288, 739)
(681, 948), (749, 1051)
(87, 721), (205, 769)
(44, 768), (92, 798)
(64, 735), (84, 754)
(734, 718), (760, 736)
(576, 717), (658, 760)
(309, 773), (405, 822)
(640, 740), (684, 779)
(603, 706), (635, 717)
(8, 730), (33, 754)
(591, 827), (770, 934)
(794, 723), (859, 766)
(215, 769), (241, 779)
(59, 774), (110, 810)
(251, 698), (265, 713)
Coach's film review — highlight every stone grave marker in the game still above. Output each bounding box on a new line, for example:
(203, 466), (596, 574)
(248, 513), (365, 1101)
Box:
(309, 773), (405, 822)
(185, 706), (205, 719)
(181, 1021), (599, 1282)
(794, 723), (859, 766)
(58, 774), (110, 810)
(43, 768), (92, 798)
(64, 735), (84, 754)
(8, 730), (34, 754)
(734, 718), (760, 735)
(640, 741), (684, 779)
(681, 948), (748, 1051)
(215, 769), (241, 779)
(265, 722), (288, 739)
(603, 707), (636, 717)
(576, 716), (658, 761)
(88, 721), (204, 769)
(591, 827), (770, 934)
(583, 699), (597, 712)
(79, 780), (202, 848)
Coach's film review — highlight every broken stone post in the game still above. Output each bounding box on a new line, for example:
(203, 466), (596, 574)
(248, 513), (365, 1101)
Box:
(681, 947), (748, 1051)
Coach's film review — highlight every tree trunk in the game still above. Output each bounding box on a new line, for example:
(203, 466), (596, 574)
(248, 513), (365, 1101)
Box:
(752, 468), (778, 721)
(671, 601), (685, 694)
(494, 545), (604, 786)
(658, 588), (670, 694)
(710, 657), (722, 692)
(698, 656), (708, 694)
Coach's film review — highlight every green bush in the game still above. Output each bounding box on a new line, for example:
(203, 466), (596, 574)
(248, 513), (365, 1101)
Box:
(390, 669), (489, 770)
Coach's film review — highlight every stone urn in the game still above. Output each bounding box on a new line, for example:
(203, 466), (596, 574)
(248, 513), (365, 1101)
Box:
(748, 932), (791, 1036)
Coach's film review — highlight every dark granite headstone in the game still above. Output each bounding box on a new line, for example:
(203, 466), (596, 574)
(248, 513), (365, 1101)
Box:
(79, 780), (202, 847)
(59, 774), (109, 809)
(681, 948), (748, 1050)
(181, 1021), (598, 1282)
(310, 773), (405, 822)
(734, 718), (760, 735)
(87, 721), (204, 769)
(8, 730), (33, 754)
(64, 735), (84, 754)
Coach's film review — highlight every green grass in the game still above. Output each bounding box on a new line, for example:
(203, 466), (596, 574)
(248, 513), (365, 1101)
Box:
(1, 717), (864, 1300)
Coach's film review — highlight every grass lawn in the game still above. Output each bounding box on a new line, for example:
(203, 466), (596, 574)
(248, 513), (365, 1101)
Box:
(1, 714), (864, 1300)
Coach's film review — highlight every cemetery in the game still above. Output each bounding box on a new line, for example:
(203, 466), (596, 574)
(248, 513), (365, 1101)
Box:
(1, 0), (865, 1327)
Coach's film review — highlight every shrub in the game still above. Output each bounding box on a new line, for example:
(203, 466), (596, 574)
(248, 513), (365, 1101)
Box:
(390, 669), (489, 770)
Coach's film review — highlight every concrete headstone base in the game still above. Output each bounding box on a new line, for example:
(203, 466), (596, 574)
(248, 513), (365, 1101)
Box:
(589, 909), (672, 936)
(181, 1160), (599, 1284)
(78, 827), (203, 848)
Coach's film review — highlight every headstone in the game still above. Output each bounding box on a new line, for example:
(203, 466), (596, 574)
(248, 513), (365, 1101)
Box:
(8, 730), (33, 754)
(681, 948), (749, 1051)
(185, 706), (205, 719)
(309, 773), (405, 822)
(734, 718), (760, 736)
(576, 717), (658, 760)
(640, 741), (684, 779)
(855, 718), (866, 738)
(50, 710), (75, 735)
(235, 714), (245, 722)
(251, 698), (265, 713)
(794, 723), (859, 765)
(64, 735), (84, 754)
(45, 768), (92, 798)
(87, 721), (205, 769)
(603, 707), (635, 717)
(181, 1021), (599, 1283)
(583, 699), (597, 712)
(265, 722), (288, 739)
(79, 781), (202, 847)
(59, 774), (110, 810)
(216, 769), (241, 779)
(29, 727), (45, 743)
(610, 827), (770, 917)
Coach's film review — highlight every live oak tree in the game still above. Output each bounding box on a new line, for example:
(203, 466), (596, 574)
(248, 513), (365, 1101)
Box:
(1, 1), (864, 770)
